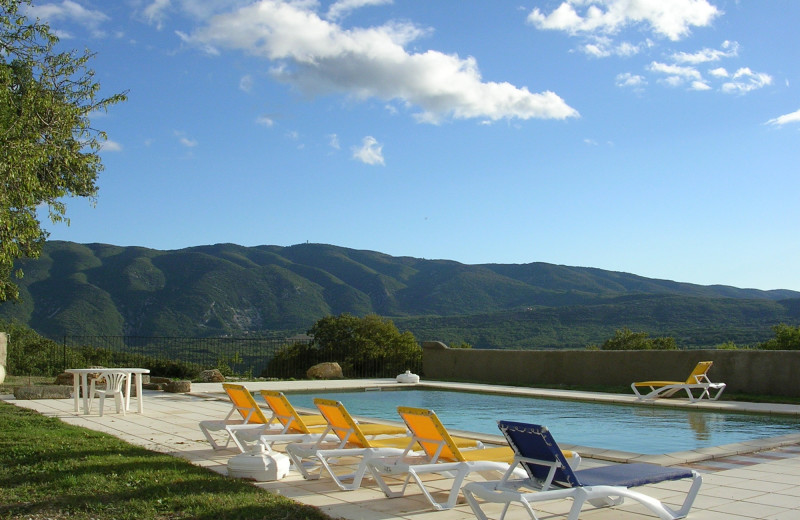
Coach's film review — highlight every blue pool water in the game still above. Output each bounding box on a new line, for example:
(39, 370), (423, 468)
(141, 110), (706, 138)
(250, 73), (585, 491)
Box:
(287, 388), (800, 455)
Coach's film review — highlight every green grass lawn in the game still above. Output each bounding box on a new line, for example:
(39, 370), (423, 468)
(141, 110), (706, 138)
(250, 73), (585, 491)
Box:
(0, 401), (332, 520)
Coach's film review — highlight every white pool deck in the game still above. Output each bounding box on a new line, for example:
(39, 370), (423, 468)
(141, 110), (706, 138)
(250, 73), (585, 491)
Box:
(6, 379), (800, 520)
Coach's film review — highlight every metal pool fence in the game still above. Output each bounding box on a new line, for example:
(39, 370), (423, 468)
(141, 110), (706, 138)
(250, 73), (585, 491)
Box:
(10, 335), (422, 380)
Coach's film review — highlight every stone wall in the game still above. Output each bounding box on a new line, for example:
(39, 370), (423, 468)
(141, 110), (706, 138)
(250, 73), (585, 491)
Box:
(421, 341), (800, 397)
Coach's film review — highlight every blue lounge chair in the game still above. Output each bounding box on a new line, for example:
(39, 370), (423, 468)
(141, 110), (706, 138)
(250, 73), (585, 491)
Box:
(463, 421), (702, 520)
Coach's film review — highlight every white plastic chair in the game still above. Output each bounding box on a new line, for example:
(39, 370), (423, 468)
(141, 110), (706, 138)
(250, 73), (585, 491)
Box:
(90, 371), (128, 416)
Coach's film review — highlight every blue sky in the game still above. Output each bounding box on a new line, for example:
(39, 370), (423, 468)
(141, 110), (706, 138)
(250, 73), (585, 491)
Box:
(27, 0), (800, 291)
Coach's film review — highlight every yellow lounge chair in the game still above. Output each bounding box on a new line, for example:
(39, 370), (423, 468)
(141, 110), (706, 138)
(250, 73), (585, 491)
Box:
(199, 383), (280, 452)
(631, 361), (726, 402)
(257, 390), (339, 450)
(366, 407), (581, 511)
(285, 398), (414, 490)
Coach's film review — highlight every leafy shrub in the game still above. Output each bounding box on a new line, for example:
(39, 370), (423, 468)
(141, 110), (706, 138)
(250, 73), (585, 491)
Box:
(263, 313), (422, 378)
(1, 320), (202, 378)
(263, 342), (320, 379)
(2, 319), (64, 376)
(757, 324), (800, 350)
(448, 341), (473, 349)
(141, 358), (203, 379)
(594, 327), (678, 350)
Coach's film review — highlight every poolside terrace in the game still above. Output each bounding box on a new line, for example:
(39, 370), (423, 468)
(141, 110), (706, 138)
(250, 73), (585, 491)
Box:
(5, 379), (800, 520)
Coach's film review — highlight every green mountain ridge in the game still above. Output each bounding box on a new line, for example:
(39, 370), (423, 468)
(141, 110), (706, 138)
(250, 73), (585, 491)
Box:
(2, 241), (799, 348)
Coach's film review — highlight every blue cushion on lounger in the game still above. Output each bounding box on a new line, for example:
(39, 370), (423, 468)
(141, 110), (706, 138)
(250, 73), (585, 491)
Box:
(574, 462), (695, 488)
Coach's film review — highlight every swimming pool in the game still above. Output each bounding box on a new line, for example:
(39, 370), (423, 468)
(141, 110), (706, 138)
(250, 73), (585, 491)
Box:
(287, 388), (800, 455)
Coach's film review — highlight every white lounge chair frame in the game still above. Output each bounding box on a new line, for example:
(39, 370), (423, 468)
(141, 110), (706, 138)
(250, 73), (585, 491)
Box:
(463, 421), (702, 520)
(632, 361), (726, 402)
(199, 383), (281, 452)
(284, 398), (413, 491)
(256, 390), (339, 451)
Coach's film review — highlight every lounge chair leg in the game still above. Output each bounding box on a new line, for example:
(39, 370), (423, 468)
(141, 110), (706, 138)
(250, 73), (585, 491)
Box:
(410, 469), (448, 510)
(566, 489), (590, 520)
(200, 427), (230, 450)
(669, 472), (703, 519)
(288, 451), (320, 480)
(462, 487), (492, 520)
(442, 467), (470, 509)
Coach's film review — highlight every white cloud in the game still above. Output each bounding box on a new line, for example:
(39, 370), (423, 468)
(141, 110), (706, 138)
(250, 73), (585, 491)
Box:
(671, 40), (738, 64)
(662, 75), (684, 87)
(143, 0), (171, 30)
(186, 0), (578, 123)
(766, 108), (800, 126)
(174, 131), (197, 147)
(145, 0), (247, 27)
(709, 67), (729, 78)
(639, 61), (769, 93)
(526, 3), (770, 97)
(690, 80), (711, 91)
(352, 136), (384, 165)
(621, 41), (770, 94)
(25, 0), (109, 37)
(615, 41), (643, 56)
(326, 0), (392, 22)
(256, 115), (274, 127)
(328, 133), (341, 149)
(615, 72), (646, 88)
(721, 67), (772, 94)
(176, 29), (218, 55)
(527, 0), (721, 41)
(582, 37), (643, 57)
(648, 61), (702, 86)
(583, 41), (611, 58)
(100, 139), (123, 152)
(239, 74), (254, 92)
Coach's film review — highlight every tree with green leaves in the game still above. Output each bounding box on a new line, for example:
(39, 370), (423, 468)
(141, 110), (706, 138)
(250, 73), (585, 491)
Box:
(595, 327), (677, 350)
(1, 0), (126, 301)
(758, 323), (800, 350)
(266, 313), (422, 379)
(309, 313), (422, 377)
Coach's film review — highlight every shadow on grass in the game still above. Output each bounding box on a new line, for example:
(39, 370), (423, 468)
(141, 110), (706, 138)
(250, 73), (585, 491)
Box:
(0, 402), (331, 520)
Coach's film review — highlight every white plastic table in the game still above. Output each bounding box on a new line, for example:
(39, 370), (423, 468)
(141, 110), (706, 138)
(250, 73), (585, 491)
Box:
(65, 368), (150, 415)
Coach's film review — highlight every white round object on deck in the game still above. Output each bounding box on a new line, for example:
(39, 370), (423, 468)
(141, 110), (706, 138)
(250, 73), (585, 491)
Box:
(227, 444), (290, 481)
(396, 370), (420, 383)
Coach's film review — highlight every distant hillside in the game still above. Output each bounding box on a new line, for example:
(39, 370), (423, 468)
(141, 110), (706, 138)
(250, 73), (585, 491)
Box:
(395, 294), (797, 349)
(1, 241), (798, 348)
